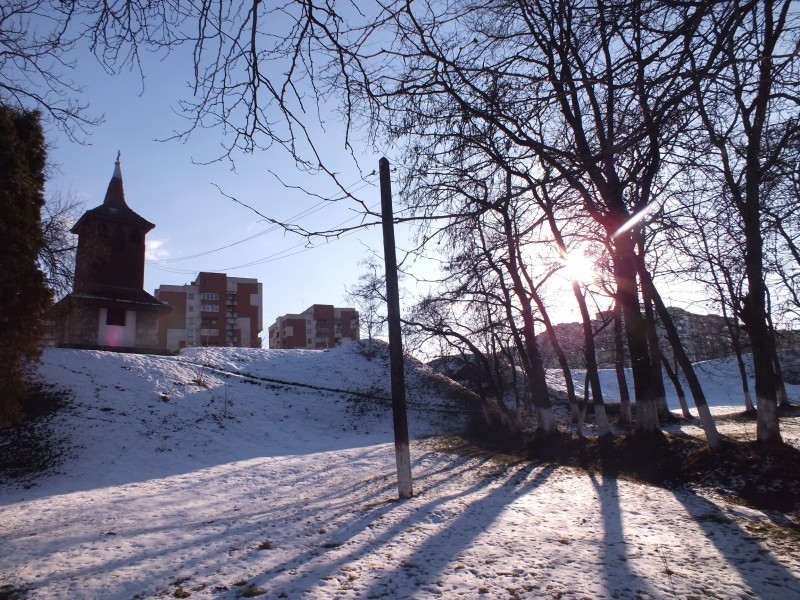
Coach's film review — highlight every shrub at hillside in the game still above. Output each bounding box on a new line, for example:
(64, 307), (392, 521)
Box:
(0, 106), (52, 423)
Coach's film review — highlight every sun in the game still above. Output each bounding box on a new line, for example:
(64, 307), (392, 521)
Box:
(559, 248), (596, 284)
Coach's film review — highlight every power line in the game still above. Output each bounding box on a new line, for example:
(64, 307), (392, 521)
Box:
(148, 176), (377, 264)
(147, 199), (382, 273)
(218, 201), (381, 270)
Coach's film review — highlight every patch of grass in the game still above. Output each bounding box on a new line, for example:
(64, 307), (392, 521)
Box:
(0, 585), (27, 600)
(238, 584), (267, 598)
(256, 539), (273, 551)
(453, 414), (800, 517)
(0, 384), (70, 482)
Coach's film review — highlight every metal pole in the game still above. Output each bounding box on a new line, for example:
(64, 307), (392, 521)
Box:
(379, 157), (413, 499)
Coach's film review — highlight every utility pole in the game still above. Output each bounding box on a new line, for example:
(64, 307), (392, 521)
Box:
(379, 157), (413, 499)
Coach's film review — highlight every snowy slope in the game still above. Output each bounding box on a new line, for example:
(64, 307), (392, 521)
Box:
(550, 353), (798, 414)
(1, 343), (798, 599)
(3, 342), (472, 497)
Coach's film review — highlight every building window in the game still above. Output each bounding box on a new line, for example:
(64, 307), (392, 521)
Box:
(188, 306), (194, 312)
(201, 304), (219, 312)
(188, 293), (195, 299)
(200, 292), (219, 300)
(106, 309), (126, 326)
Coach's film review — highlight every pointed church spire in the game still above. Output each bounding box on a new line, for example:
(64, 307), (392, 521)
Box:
(104, 151), (127, 209)
(113, 150), (122, 179)
(70, 151), (155, 236)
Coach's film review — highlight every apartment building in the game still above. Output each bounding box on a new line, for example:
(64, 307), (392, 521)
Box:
(268, 304), (359, 349)
(155, 272), (263, 350)
(537, 306), (743, 369)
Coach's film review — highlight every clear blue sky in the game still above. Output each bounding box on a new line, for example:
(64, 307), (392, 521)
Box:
(44, 45), (392, 338)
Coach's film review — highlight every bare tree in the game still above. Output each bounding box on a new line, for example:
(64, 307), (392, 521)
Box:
(686, 0), (799, 443)
(356, 0), (715, 436)
(345, 256), (386, 356)
(38, 192), (82, 299)
(0, 1), (192, 139)
(9, 0), (797, 447)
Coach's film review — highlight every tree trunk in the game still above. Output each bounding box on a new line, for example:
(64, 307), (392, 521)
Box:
(533, 297), (579, 422)
(577, 371), (589, 436)
(724, 311), (755, 413)
(740, 5), (782, 444)
(573, 280), (610, 436)
(734, 345), (756, 414)
(614, 299), (633, 425)
(766, 308), (791, 410)
(742, 227), (781, 442)
(537, 199), (599, 428)
(641, 287), (669, 420)
(520, 306), (554, 432)
(661, 356), (692, 419)
(613, 242), (660, 433)
(498, 209), (554, 432)
(774, 354), (790, 410)
(641, 269), (722, 448)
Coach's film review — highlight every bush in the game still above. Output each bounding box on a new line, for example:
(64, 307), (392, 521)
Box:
(0, 106), (52, 423)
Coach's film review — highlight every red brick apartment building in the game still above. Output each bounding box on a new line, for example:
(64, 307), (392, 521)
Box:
(268, 304), (359, 349)
(155, 272), (263, 350)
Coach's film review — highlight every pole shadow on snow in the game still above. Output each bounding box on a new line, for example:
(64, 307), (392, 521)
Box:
(248, 454), (555, 599)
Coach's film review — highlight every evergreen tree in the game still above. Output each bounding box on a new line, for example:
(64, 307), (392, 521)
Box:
(0, 106), (52, 423)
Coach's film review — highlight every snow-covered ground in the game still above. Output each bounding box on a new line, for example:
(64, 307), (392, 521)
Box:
(1, 342), (798, 599)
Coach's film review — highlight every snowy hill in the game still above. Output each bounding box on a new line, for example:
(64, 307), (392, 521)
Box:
(1, 343), (799, 599)
(7, 341), (474, 496)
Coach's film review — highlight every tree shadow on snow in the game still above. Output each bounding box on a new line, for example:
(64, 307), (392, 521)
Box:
(670, 487), (800, 597)
(238, 451), (553, 598)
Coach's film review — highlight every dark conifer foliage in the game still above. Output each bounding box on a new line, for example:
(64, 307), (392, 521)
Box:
(0, 106), (52, 423)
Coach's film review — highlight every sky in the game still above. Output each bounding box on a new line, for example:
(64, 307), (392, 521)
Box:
(43, 42), (392, 336)
(1, 345), (798, 598)
(40, 25), (714, 344)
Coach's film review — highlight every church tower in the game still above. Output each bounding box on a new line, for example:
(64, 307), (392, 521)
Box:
(54, 154), (170, 351)
(72, 152), (153, 291)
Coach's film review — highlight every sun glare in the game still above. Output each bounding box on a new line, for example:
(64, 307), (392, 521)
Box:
(560, 249), (596, 283)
